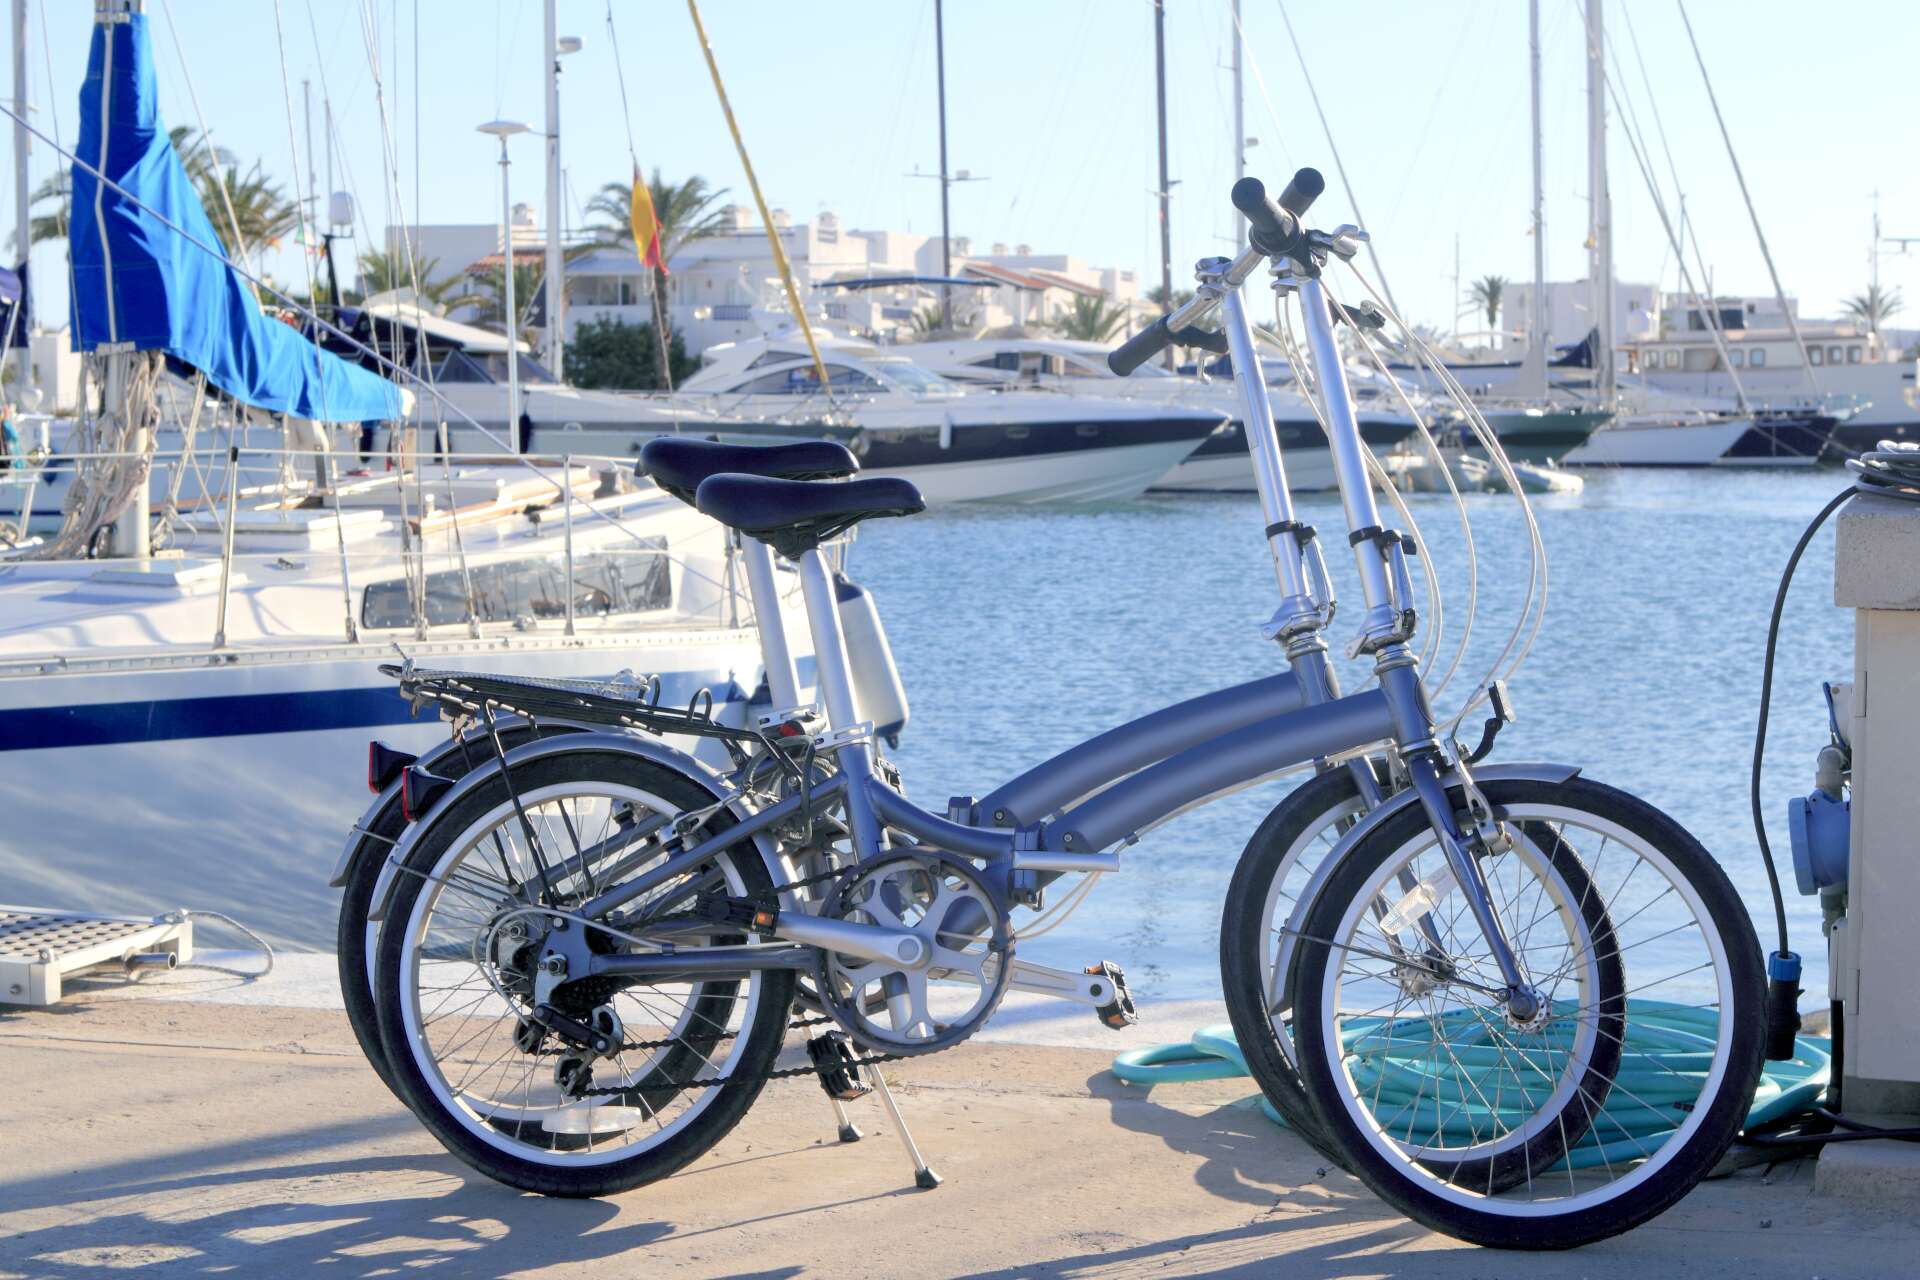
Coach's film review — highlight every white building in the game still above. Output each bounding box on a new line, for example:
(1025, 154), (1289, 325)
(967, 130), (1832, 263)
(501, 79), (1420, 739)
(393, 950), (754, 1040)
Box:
(387, 205), (1149, 366)
(1500, 279), (1662, 355)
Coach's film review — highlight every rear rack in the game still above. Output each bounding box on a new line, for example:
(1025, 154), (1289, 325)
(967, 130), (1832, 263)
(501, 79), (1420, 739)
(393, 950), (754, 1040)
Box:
(380, 661), (783, 760)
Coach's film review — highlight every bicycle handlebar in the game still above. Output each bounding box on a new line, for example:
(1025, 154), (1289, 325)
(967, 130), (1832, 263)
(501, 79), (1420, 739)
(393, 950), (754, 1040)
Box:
(1107, 317), (1179, 377)
(1108, 168), (1329, 377)
(1231, 167), (1324, 256)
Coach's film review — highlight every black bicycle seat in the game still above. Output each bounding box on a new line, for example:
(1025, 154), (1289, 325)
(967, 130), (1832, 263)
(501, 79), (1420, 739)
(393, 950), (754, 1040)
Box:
(638, 436), (858, 505)
(694, 472), (924, 559)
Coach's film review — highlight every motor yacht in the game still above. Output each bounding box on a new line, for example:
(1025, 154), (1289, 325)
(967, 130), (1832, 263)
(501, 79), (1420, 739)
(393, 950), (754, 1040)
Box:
(898, 336), (1417, 492)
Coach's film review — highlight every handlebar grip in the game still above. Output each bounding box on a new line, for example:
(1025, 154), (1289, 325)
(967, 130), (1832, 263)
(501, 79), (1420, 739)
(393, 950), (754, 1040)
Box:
(1276, 167), (1326, 217)
(1231, 178), (1299, 256)
(1107, 317), (1175, 377)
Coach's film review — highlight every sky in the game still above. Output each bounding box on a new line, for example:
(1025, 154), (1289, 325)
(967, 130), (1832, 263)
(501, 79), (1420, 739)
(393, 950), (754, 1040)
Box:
(11, 1), (1920, 340)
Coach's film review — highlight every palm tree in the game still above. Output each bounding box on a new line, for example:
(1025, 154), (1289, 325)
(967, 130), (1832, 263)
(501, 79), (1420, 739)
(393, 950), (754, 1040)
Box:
(25, 126), (292, 256)
(1056, 294), (1128, 343)
(448, 261), (547, 334)
(355, 249), (462, 308)
(909, 304), (946, 337)
(1469, 275), (1508, 331)
(585, 170), (731, 389)
(1147, 284), (1195, 310)
(1842, 283), (1904, 336)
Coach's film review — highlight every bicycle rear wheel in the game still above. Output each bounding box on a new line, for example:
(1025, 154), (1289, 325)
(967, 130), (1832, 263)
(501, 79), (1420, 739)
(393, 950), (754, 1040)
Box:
(374, 750), (795, 1197)
(1291, 776), (1764, 1249)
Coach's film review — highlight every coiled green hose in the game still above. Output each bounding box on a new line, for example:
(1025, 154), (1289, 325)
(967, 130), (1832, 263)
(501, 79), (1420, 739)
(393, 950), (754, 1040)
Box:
(1112, 1001), (1828, 1170)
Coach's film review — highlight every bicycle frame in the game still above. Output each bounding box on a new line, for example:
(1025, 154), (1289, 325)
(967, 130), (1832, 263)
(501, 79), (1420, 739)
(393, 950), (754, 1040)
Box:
(558, 231), (1544, 1018)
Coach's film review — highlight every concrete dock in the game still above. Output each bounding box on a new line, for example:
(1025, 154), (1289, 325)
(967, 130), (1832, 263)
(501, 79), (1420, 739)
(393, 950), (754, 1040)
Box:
(3, 963), (1918, 1278)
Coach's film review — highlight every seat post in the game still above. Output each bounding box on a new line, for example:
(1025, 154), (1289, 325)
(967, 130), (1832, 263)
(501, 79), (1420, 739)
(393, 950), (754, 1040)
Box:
(795, 547), (862, 731)
(796, 545), (887, 857)
(739, 535), (805, 710)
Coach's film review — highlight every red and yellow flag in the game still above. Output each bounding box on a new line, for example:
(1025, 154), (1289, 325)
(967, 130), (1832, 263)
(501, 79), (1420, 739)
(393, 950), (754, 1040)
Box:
(630, 163), (666, 272)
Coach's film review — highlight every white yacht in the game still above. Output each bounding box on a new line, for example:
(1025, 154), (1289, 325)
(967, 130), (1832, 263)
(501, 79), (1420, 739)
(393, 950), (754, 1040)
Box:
(0, 458), (801, 947)
(1624, 297), (1910, 453)
(897, 336), (1418, 491)
(669, 332), (1225, 504)
(330, 294), (747, 455)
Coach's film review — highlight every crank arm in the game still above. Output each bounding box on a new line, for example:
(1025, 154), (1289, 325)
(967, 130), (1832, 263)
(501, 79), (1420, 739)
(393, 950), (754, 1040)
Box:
(1008, 959), (1121, 1008)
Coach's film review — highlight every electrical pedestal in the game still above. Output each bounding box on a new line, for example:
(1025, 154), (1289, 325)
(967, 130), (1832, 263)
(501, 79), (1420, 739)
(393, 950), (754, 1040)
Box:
(1832, 493), (1920, 1114)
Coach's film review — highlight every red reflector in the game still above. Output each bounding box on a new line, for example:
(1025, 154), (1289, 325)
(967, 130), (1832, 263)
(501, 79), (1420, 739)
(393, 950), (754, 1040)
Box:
(777, 721), (803, 738)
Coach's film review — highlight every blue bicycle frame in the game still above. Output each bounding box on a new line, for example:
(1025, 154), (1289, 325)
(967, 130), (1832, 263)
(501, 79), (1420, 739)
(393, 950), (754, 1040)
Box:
(559, 224), (1544, 1022)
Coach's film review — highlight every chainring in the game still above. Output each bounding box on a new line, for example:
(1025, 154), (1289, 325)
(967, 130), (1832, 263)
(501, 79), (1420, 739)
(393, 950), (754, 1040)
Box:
(815, 848), (1013, 1056)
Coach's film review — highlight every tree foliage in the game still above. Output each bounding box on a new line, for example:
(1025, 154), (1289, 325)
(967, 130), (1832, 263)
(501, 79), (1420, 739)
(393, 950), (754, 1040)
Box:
(1842, 283), (1904, 334)
(563, 316), (696, 391)
(26, 127), (294, 254)
(448, 261), (547, 333)
(1056, 294), (1129, 342)
(1469, 275), (1508, 330)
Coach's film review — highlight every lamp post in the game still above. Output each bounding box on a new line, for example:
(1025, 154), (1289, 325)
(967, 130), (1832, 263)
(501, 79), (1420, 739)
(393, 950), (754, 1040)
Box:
(478, 119), (530, 453)
(543, 7), (583, 379)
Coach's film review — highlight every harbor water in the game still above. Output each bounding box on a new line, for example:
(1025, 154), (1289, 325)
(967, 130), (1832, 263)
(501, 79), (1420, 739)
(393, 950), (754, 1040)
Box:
(855, 466), (1853, 1002)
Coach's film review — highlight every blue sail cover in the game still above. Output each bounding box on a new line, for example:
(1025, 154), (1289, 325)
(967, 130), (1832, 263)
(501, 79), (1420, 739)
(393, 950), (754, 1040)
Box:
(68, 15), (404, 424)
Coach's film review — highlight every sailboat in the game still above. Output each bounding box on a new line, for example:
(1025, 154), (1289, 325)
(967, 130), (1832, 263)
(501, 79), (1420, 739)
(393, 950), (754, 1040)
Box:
(0, 4), (812, 945)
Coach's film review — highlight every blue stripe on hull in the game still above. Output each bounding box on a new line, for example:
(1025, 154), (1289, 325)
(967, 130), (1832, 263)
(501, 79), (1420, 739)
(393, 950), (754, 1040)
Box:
(1, 669), (745, 751)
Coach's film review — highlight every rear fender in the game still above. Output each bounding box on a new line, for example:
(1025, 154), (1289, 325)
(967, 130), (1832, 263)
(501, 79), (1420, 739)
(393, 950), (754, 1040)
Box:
(330, 714), (560, 887)
(366, 731), (785, 923)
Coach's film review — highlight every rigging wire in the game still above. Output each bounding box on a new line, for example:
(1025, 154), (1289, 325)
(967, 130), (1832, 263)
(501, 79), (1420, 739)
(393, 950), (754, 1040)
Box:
(154, 1), (256, 281)
(1673, 0), (1821, 390)
(1270, 0), (1398, 319)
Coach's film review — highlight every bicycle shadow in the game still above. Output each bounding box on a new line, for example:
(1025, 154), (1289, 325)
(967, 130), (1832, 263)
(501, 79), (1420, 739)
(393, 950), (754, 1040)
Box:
(0, 1108), (911, 1278)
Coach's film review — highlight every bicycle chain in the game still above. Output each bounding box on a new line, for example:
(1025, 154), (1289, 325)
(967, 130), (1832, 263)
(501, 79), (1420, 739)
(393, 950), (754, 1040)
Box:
(556, 851), (929, 1097)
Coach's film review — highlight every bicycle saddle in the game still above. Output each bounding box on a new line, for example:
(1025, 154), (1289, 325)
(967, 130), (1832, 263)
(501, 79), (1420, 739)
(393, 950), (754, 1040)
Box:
(638, 436), (858, 505)
(694, 472), (924, 559)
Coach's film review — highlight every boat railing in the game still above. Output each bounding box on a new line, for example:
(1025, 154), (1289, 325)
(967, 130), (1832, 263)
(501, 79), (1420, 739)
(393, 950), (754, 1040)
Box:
(3, 442), (754, 658)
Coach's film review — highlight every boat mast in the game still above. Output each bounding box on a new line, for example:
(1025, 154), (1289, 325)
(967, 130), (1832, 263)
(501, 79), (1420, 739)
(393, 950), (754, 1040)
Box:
(1154, 0), (1171, 366)
(543, 0), (565, 377)
(10, 0), (28, 393)
(934, 0), (952, 328)
(1231, 0), (1244, 252)
(1528, 0), (1547, 397)
(1585, 0), (1614, 402)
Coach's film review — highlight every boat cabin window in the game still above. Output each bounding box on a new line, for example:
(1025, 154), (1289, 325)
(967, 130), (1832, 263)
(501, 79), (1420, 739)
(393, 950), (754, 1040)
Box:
(1663, 349), (1680, 368)
(435, 348), (559, 386)
(1809, 347), (1824, 366)
(1730, 350), (1745, 367)
(1751, 348), (1766, 367)
(730, 363), (885, 394)
(869, 358), (954, 394)
(360, 543), (671, 630)
(1828, 345), (1844, 364)
(1849, 346), (1863, 364)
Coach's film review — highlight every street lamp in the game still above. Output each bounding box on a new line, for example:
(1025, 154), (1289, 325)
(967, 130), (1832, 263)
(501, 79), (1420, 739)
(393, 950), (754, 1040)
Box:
(478, 119), (530, 453)
(544, 4), (585, 377)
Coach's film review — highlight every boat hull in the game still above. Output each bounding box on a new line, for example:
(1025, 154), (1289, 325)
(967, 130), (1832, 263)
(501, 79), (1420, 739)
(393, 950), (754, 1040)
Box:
(1562, 416), (1756, 467)
(0, 633), (764, 949)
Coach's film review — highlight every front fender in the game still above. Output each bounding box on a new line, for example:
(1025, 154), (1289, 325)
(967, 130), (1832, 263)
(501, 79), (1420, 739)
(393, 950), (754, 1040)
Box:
(1272, 761), (1582, 995)
(366, 730), (785, 923)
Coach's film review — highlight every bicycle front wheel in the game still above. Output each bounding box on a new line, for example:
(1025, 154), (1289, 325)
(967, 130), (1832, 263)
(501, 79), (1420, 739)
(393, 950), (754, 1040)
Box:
(1291, 776), (1764, 1250)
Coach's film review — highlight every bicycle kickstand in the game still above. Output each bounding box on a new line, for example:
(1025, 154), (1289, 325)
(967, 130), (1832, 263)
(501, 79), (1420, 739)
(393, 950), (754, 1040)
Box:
(871, 1070), (941, 1190)
(828, 1092), (862, 1144)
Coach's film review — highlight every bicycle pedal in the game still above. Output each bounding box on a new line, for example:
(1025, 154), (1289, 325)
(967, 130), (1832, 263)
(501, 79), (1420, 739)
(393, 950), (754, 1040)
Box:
(806, 1030), (873, 1102)
(1086, 961), (1138, 1030)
